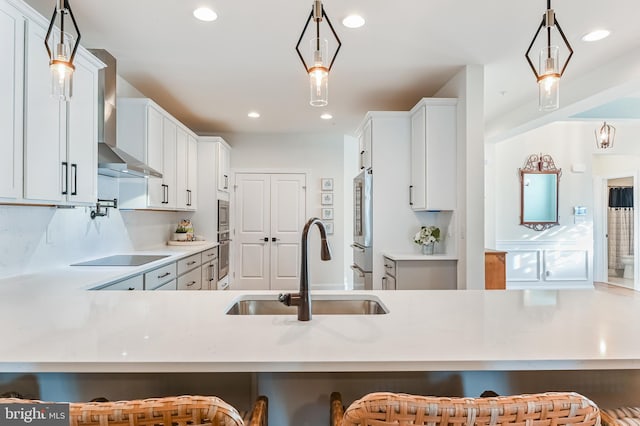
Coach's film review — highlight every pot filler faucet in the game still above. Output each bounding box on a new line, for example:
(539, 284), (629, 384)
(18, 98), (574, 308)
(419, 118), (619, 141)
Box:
(279, 217), (332, 321)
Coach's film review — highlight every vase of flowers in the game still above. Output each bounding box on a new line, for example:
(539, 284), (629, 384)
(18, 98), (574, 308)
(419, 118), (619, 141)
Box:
(413, 225), (440, 255)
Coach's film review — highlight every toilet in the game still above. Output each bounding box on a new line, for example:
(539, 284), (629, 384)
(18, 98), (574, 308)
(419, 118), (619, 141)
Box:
(620, 255), (634, 279)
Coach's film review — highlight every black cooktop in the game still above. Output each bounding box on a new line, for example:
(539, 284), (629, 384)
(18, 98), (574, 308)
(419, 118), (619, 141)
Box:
(71, 255), (170, 267)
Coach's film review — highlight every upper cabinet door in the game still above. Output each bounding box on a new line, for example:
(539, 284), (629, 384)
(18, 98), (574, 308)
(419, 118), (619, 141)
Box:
(359, 119), (372, 171)
(146, 105), (164, 208)
(67, 54), (98, 205)
(0, 2), (24, 200)
(175, 126), (188, 210)
(217, 142), (231, 192)
(187, 135), (198, 210)
(409, 99), (457, 211)
(162, 117), (177, 208)
(23, 20), (66, 203)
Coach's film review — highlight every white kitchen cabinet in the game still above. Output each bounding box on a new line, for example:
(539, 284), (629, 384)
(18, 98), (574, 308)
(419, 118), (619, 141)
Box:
(144, 262), (177, 290)
(187, 135), (198, 209)
(177, 267), (202, 290)
(66, 54), (98, 204)
(0, 1), (24, 200)
(176, 128), (198, 210)
(23, 19), (101, 205)
(153, 280), (177, 291)
(23, 19), (65, 203)
(118, 98), (196, 211)
(162, 116), (177, 208)
(217, 141), (231, 193)
(358, 118), (372, 171)
(96, 274), (144, 291)
(382, 255), (457, 290)
(409, 98), (457, 211)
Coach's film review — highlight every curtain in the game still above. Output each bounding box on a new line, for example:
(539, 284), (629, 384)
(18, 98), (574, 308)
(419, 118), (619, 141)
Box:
(609, 187), (633, 208)
(608, 187), (634, 273)
(608, 207), (634, 271)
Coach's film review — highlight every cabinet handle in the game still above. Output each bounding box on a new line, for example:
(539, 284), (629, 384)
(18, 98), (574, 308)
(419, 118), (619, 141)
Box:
(161, 184), (168, 204)
(157, 272), (171, 279)
(350, 244), (365, 253)
(187, 261), (197, 266)
(382, 276), (387, 289)
(272, 237), (279, 242)
(186, 281), (196, 286)
(128, 287), (135, 291)
(71, 164), (78, 196)
(187, 189), (192, 206)
(224, 175), (229, 190)
(207, 253), (216, 257)
(409, 185), (414, 206)
(61, 162), (68, 195)
(261, 237), (269, 242)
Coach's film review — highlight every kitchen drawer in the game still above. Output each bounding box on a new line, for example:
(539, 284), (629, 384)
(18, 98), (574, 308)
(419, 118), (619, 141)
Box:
(153, 279), (176, 291)
(383, 256), (396, 278)
(178, 267), (202, 290)
(178, 253), (202, 275)
(97, 274), (143, 291)
(201, 247), (218, 261)
(144, 262), (177, 290)
(382, 274), (396, 290)
(202, 260), (218, 290)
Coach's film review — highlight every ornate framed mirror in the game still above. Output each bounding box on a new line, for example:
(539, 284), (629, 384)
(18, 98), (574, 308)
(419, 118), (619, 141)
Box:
(519, 154), (561, 231)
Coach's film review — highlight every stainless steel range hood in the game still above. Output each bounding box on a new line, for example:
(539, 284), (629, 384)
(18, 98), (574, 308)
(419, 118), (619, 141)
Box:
(90, 49), (162, 179)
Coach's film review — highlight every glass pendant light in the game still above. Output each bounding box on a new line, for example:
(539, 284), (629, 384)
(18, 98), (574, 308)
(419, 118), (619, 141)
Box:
(595, 122), (615, 149)
(525, 0), (573, 111)
(309, 38), (329, 106)
(296, 0), (341, 107)
(45, 0), (81, 101)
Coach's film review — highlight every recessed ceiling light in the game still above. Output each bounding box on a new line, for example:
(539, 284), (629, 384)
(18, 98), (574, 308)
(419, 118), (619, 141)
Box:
(581, 29), (610, 42)
(320, 113), (333, 120)
(193, 7), (218, 22)
(248, 111), (260, 118)
(342, 14), (365, 29)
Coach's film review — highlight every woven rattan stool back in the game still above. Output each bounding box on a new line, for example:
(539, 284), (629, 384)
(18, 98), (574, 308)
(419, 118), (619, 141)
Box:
(0, 395), (245, 426)
(341, 392), (600, 426)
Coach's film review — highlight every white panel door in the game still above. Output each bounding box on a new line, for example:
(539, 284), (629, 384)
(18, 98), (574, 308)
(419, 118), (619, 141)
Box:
(175, 126), (188, 209)
(146, 105), (164, 208)
(270, 174), (306, 290)
(234, 173), (306, 290)
(0, 2), (23, 199)
(235, 174), (271, 290)
(24, 20), (65, 202)
(162, 117), (177, 208)
(67, 55), (97, 205)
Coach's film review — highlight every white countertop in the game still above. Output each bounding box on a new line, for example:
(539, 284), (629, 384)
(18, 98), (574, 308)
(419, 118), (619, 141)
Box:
(383, 253), (458, 261)
(0, 242), (218, 291)
(0, 280), (639, 372)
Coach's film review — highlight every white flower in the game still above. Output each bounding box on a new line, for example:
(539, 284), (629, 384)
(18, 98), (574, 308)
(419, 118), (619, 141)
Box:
(413, 225), (441, 245)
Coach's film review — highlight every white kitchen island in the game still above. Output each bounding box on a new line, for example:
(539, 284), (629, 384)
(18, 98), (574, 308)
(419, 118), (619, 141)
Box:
(1, 282), (640, 425)
(0, 285), (638, 372)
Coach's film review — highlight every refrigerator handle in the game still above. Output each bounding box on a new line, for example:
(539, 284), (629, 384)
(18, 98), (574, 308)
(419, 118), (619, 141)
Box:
(350, 264), (366, 278)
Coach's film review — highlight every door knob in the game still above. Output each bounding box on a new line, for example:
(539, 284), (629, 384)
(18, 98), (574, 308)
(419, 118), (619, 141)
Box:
(262, 237), (269, 242)
(272, 237), (279, 242)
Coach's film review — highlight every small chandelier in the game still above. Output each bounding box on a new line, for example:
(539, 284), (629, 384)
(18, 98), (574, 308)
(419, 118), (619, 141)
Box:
(45, 0), (81, 101)
(525, 0), (573, 111)
(595, 122), (616, 149)
(295, 0), (342, 107)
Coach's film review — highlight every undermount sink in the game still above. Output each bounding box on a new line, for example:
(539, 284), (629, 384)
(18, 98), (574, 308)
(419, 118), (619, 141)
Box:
(225, 295), (389, 316)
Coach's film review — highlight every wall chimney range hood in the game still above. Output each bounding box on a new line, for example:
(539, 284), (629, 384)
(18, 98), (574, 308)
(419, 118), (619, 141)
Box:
(89, 49), (162, 179)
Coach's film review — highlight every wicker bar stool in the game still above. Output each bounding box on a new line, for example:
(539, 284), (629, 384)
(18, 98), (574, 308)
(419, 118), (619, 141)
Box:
(330, 391), (600, 426)
(0, 394), (268, 426)
(600, 407), (640, 426)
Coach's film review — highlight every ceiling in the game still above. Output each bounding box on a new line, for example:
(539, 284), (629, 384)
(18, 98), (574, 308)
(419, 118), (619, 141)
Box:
(22, 0), (640, 136)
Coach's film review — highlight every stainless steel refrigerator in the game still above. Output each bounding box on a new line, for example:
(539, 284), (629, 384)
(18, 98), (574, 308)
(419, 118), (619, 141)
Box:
(352, 169), (373, 289)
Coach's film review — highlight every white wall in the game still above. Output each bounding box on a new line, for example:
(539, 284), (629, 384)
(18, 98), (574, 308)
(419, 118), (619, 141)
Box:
(435, 65), (485, 290)
(218, 132), (353, 288)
